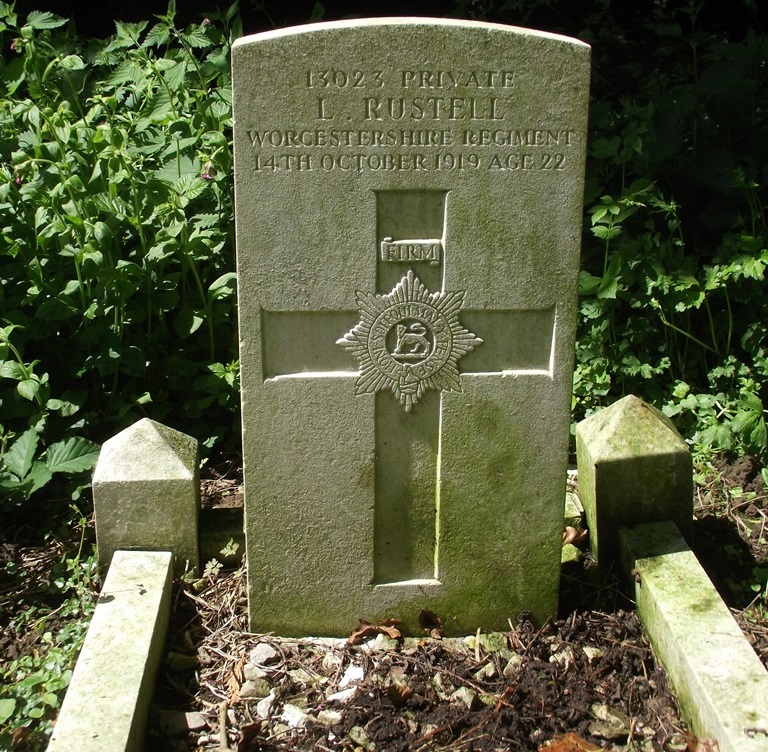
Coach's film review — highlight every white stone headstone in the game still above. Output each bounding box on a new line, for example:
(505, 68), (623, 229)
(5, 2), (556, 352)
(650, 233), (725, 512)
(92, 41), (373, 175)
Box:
(233, 18), (590, 635)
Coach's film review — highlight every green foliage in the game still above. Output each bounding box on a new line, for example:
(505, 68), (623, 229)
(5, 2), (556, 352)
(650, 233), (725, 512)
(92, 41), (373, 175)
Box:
(1, 0), (767, 518)
(0, 513), (98, 748)
(0, 1), (241, 512)
(574, 2), (768, 463)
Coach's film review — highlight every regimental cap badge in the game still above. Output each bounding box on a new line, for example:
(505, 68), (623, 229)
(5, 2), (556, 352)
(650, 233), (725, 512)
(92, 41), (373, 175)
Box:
(337, 270), (483, 412)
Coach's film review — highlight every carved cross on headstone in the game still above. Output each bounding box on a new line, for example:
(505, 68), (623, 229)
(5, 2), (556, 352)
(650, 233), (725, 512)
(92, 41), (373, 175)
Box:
(262, 190), (556, 585)
(233, 19), (590, 635)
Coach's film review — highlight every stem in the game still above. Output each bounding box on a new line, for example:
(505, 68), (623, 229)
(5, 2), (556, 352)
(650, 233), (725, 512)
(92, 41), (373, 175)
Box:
(723, 287), (733, 357)
(654, 302), (720, 356)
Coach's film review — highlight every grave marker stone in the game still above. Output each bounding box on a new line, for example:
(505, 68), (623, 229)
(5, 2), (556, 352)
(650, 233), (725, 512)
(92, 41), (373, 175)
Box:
(233, 19), (590, 635)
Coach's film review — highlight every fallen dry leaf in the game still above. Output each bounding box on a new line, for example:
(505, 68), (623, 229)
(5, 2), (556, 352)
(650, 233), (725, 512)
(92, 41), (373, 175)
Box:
(348, 618), (403, 644)
(562, 526), (588, 545)
(386, 682), (414, 707)
(686, 735), (720, 752)
(419, 608), (443, 638)
(237, 721), (263, 752)
(226, 672), (241, 704)
(538, 731), (601, 751)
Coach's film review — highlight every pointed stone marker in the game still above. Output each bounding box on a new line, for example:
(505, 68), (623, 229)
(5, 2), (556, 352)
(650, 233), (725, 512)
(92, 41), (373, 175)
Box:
(576, 395), (692, 565)
(92, 418), (199, 573)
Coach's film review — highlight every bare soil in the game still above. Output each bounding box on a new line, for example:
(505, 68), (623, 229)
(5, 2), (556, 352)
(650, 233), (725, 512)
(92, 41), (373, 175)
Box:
(146, 455), (768, 752)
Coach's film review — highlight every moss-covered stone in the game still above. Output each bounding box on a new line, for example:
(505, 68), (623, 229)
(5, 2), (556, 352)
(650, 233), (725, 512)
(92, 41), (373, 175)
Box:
(92, 418), (199, 574)
(620, 522), (768, 752)
(576, 395), (692, 566)
(233, 19), (590, 635)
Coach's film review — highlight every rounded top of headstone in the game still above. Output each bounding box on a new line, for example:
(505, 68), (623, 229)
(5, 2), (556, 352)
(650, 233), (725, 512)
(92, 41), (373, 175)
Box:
(233, 17), (591, 51)
(575, 394), (688, 461)
(92, 418), (198, 483)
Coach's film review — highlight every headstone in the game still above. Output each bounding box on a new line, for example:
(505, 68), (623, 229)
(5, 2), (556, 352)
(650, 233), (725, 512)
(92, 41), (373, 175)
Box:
(576, 394), (693, 565)
(92, 418), (199, 574)
(233, 19), (590, 635)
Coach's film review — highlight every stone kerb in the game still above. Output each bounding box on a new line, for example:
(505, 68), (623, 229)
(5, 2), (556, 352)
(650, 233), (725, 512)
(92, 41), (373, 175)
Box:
(92, 418), (200, 574)
(575, 394), (693, 565)
(47, 550), (173, 752)
(621, 522), (768, 752)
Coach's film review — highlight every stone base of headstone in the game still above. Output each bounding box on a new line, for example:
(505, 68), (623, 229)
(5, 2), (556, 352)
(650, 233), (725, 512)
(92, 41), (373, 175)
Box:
(92, 418), (200, 575)
(575, 395), (692, 566)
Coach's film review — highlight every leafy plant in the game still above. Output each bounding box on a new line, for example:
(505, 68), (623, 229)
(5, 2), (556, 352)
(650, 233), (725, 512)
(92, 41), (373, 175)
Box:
(0, 0), (241, 511)
(0, 512), (98, 749)
(573, 2), (768, 464)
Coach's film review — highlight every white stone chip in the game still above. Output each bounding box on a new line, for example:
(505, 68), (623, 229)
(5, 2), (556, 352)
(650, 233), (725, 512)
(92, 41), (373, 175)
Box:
(255, 690), (276, 719)
(280, 703), (308, 728)
(249, 643), (280, 665)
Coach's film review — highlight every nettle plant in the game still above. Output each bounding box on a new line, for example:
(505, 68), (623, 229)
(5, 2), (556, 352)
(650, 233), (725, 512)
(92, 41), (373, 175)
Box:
(574, 10), (768, 466)
(0, 2), (241, 510)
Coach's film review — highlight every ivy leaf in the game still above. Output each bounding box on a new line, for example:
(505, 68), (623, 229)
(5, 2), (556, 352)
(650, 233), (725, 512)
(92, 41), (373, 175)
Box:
(3, 428), (39, 478)
(45, 437), (100, 474)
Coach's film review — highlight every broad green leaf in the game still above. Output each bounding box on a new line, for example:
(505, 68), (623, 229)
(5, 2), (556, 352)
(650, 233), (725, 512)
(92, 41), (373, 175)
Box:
(172, 174), (207, 202)
(59, 54), (85, 71)
(162, 59), (188, 90)
(17, 378), (40, 401)
(46, 398), (80, 417)
(3, 427), (38, 478)
(45, 437), (100, 474)
(591, 225), (622, 241)
(26, 461), (53, 493)
(0, 698), (15, 724)
(578, 271), (601, 296)
(182, 27), (211, 49)
(143, 22), (171, 48)
(208, 272), (237, 299)
(25, 10), (67, 29)
(36, 296), (78, 320)
(699, 423), (734, 450)
(174, 307), (204, 338)
(0, 360), (26, 380)
(591, 137), (620, 158)
(740, 392), (763, 413)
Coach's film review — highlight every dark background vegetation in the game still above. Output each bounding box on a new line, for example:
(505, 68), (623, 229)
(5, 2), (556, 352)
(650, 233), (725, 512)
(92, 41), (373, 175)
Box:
(10, 0), (768, 40)
(1, 0), (767, 509)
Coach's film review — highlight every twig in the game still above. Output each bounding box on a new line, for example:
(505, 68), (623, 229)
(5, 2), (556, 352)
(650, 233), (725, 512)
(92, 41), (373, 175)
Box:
(218, 701), (230, 752)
